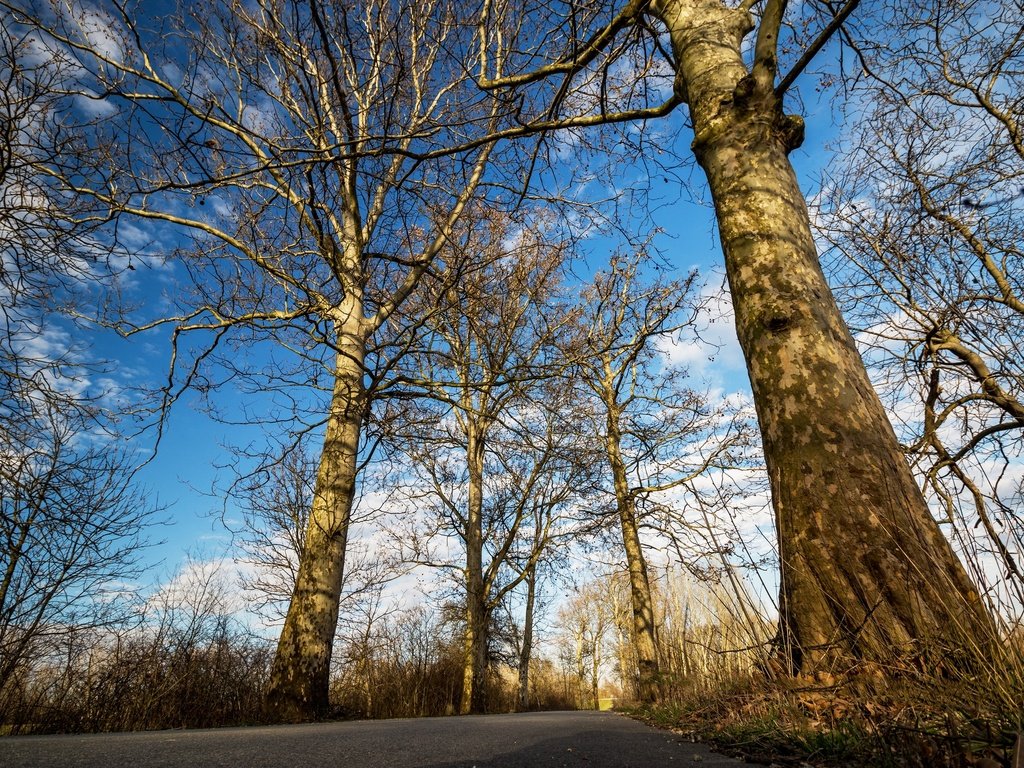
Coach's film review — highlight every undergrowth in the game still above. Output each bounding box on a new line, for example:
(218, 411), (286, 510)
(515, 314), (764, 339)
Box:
(624, 663), (1023, 768)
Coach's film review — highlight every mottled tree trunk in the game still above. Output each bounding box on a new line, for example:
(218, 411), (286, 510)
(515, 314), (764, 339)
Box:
(517, 563), (536, 711)
(265, 308), (366, 721)
(605, 404), (661, 702)
(654, 0), (994, 673)
(461, 424), (489, 714)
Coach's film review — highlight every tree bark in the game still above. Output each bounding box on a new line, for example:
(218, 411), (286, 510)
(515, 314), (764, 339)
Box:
(653, 0), (995, 673)
(265, 306), (366, 721)
(461, 422), (489, 714)
(604, 401), (661, 702)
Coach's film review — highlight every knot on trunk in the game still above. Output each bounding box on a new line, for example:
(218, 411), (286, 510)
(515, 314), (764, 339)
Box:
(774, 113), (805, 152)
(732, 74), (757, 106)
(765, 314), (793, 335)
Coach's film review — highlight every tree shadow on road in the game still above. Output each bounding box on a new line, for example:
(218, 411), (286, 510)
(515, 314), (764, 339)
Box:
(416, 727), (755, 768)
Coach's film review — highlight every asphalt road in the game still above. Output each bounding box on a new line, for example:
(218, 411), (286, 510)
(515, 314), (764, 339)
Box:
(0, 710), (760, 767)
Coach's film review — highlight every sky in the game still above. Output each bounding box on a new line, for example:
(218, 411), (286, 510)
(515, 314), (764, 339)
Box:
(121, 95), (844, 600)
(9, 0), (852, 620)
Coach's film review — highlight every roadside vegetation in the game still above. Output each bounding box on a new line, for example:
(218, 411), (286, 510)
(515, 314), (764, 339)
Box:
(627, 613), (1024, 767)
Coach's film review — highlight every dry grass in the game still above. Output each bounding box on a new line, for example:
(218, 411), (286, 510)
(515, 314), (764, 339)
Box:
(628, 650), (1023, 768)
(611, 564), (1024, 768)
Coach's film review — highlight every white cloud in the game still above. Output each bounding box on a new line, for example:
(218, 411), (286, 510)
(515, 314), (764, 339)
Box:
(73, 89), (118, 117)
(63, 2), (127, 65)
(656, 273), (746, 382)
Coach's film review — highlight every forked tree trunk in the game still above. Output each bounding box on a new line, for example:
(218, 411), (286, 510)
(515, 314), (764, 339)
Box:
(265, 310), (366, 721)
(461, 423), (489, 714)
(604, 404), (661, 702)
(654, 0), (995, 673)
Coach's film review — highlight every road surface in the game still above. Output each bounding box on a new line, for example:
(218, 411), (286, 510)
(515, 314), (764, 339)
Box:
(0, 710), (759, 767)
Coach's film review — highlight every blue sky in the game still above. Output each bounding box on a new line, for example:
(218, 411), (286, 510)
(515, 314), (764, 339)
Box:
(12, 0), (849, 604)
(116, 90), (844, 591)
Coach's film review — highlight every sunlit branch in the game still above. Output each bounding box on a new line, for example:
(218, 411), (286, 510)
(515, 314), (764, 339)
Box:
(775, 0), (862, 98)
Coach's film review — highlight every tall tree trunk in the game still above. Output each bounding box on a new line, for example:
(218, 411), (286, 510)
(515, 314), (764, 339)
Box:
(461, 423), (489, 714)
(614, 621), (632, 699)
(517, 562), (537, 711)
(265, 309), (366, 721)
(604, 402), (660, 702)
(574, 628), (586, 707)
(608, 584), (634, 698)
(654, 0), (995, 674)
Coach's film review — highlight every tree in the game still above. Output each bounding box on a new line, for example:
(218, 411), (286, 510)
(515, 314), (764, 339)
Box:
(557, 580), (614, 709)
(0, 394), (152, 708)
(819, 0), (1024, 616)
(0, 18), (152, 714)
(492, 385), (589, 712)
(505, 540), (567, 711)
(512, 560), (540, 710)
(479, 0), (996, 673)
(4, 0), (521, 719)
(576, 254), (745, 700)
(391, 212), (588, 712)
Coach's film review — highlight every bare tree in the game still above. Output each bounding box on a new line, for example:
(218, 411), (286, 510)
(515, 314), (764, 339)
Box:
(819, 0), (1024, 618)
(478, 0), (997, 673)
(504, 539), (572, 711)
(0, 18), (153, 717)
(511, 561), (540, 710)
(492, 382), (592, 712)
(390, 211), (589, 712)
(575, 254), (746, 701)
(0, 396), (152, 710)
(2, 0), (528, 719)
(557, 580), (614, 709)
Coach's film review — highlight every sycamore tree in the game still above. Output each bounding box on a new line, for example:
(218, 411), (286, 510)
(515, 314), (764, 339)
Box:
(1, 0), (530, 720)
(477, 0), (997, 674)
